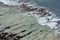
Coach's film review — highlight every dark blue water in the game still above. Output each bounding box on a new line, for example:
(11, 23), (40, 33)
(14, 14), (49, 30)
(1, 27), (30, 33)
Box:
(34, 0), (60, 18)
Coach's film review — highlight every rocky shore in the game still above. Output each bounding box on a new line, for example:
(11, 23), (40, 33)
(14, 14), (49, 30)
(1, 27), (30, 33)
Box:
(0, 0), (60, 40)
(19, 3), (60, 36)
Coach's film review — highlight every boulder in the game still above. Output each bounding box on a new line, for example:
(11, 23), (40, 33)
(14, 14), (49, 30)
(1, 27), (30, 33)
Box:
(20, 3), (38, 11)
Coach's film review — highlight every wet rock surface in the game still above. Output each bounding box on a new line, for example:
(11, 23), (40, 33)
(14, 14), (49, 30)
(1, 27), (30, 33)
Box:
(19, 3), (52, 17)
(0, 5), (60, 40)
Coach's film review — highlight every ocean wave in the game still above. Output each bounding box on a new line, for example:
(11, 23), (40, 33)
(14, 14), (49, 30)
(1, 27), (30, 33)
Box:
(18, 2), (60, 36)
(0, 0), (34, 6)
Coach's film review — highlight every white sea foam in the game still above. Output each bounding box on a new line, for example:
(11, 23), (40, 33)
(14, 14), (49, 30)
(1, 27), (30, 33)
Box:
(35, 13), (58, 29)
(47, 22), (57, 28)
(37, 17), (47, 25)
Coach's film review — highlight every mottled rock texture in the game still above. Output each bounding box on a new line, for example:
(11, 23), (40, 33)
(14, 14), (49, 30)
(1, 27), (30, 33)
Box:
(0, 5), (60, 40)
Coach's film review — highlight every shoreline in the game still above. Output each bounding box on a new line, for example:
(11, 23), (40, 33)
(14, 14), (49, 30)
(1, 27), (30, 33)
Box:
(18, 2), (60, 36)
(0, 0), (60, 36)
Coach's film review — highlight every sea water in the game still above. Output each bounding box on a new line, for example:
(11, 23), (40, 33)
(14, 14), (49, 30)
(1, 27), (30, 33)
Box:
(34, 0), (60, 18)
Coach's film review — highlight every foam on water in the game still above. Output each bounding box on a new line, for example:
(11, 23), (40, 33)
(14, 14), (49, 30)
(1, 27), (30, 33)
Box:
(37, 17), (47, 25)
(0, 0), (19, 5)
(32, 10), (56, 28)
(35, 13), (58, 28)
(0, 0), (34, 6)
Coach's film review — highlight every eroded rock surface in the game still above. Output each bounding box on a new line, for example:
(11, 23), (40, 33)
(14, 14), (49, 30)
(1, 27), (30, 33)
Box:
(0, 5), (60, 40)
